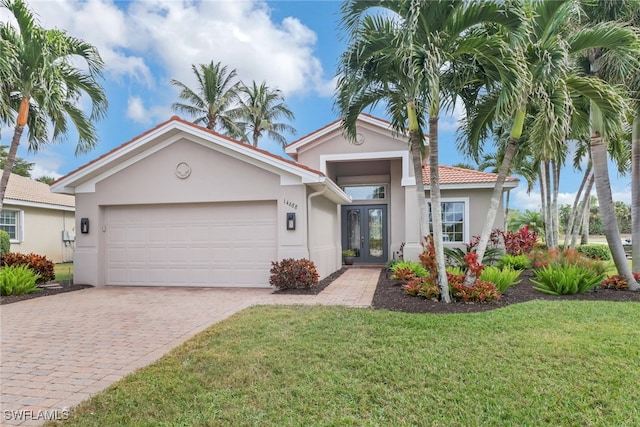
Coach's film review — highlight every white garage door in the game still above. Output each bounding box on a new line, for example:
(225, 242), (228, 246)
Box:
(105, 202), (277, 287)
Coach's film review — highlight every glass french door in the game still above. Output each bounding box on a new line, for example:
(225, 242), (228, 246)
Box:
(341, 205), (388, 264)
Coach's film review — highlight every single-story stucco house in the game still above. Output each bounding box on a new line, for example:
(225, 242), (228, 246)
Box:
(51, 114), (518, 288)
(2, 173), (75, 263)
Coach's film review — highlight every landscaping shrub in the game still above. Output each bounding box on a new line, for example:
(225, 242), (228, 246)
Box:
(402, 277), (441, 300)
(448, 273), (501, 302)
(601, 272), (640, 290)
(500, 225), (538, 256)
(1, 252), (55, 284)
(479, 266), (522, 293)
(269, 258), (319, 290)
(528, 247), (606, 275)
(444, 246), (503, 271)
(390, 260), (427, 281)
(445, 265), (465, 276)
(0, 265), (41, 296)
(576, 244), (611, 260)
(531, 264), (605, 295)
(0, 230), (9, 258)
(498, 254), (530, 270)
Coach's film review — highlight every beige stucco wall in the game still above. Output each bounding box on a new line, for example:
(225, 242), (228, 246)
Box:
(307, 189), (341, 278)
(295, 126), (409, 171)
(72, 137), (339, 286)
(6, 204), (75, 263)
(403, 186), (508, 261)
(294, 123), (412, 263)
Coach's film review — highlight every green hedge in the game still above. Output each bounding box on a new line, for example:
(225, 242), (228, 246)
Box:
(0, 230), (9, 258)
(576, 244), (611, 261)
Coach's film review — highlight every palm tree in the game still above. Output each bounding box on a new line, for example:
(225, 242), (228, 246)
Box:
(171, 61), (242, 137)
(338, 0), (522, 302)
(233, 81), (296, 147)
(0, 0), (108, 211)
(461, 0), (631, 276)
(0, 36), (15, 131)
(579, 0), (640, 288)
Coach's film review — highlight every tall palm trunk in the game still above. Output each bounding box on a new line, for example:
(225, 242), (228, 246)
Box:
(540, 160), (553, 247)
(0, 97), (30, 211)
(573, 172), (595, 247)
(551, 159), (560, 248)
(407, 102), (429, 240)
(564, 164), (592, 248)
(428, 115), (451, 303)
(590, 102), (638, 289)
(632, 113), (639, 273)
(471, 107), (525, 274)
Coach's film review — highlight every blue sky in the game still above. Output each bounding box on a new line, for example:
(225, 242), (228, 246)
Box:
(1, 0), (633, 211)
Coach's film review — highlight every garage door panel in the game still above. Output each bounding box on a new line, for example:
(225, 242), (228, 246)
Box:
(105, 202), (277, 287)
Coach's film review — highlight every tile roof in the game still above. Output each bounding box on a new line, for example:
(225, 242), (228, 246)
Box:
(5, 174), (74, 208)
(422, 164), (519, 185)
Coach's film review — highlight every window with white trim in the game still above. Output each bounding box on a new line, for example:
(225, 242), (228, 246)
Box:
(0, 209), (21, 241)
(427, 198), (469, 243)
(343, 185), (386, 201)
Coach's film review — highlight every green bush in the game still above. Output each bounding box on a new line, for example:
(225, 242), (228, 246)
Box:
(531, 264), (605, 295)
(269, 258), (319, 290)
(0, 230), (9, 257)
(390, 260), (427, 280)
(576, 244), (611, 260)
(479, 266), (523, 293)
(445, 265), (465, 276)
(1, 252), (55, 284)
(0, 265), (41, 296)
(498, 254), (530, 270)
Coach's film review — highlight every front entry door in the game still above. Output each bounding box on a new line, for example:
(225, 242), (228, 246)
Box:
(341, 205), (388, 264)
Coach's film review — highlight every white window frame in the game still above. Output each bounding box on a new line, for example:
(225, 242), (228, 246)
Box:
(426, 197), (470, 244)
(342, 184), (388, 202)
(0, 209), (23, 243)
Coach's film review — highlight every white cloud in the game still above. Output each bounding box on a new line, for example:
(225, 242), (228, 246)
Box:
(124, 0), (329, 96)
(25, 0), (153, 85)
(126, 96), (170, 125)
(438, 98), (466, 132)
(20, 149), (66, 179)
(509, 184), (633, 213)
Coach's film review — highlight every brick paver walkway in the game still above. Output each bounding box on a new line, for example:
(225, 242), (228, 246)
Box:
(0, 268), (380, 426)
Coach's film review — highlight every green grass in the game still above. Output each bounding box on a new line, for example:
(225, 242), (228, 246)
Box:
(604, 259), (633, 276)
(53, 263), (73, 283)
(49, 302), (640, 427)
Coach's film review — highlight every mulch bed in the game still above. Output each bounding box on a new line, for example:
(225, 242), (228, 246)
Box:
(273, 267), (347, 295)
(4, 267), (639, 314)
(0, 283), (93, 305)
(372, 269), (640, 314)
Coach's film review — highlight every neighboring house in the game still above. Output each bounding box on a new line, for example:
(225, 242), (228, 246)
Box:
(51, 114), (517, 288)
(2, 173), (75, 263)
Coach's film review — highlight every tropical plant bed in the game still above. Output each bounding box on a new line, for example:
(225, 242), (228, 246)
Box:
(0, 283), (92, 305)
(373, 269), (640, 314)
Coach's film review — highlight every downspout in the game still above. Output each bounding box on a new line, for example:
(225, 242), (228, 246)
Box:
(307, 186), (328, 259)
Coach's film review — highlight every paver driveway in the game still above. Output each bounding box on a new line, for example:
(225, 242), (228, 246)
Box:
(0, 268), (379, 426)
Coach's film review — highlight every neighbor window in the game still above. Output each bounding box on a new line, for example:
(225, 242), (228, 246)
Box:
(427, 199), (468, 243)
(343, 185), (386, 201)
(0, 209), (21, 241)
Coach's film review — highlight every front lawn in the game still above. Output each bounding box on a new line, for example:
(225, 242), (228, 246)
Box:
(50, 302), (640, 426)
